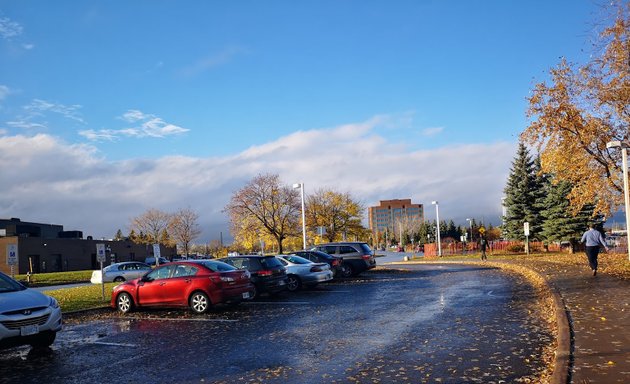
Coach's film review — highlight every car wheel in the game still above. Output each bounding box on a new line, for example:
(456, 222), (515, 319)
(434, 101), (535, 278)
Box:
(286, 275), (301, 292)
(30, 331), (56, 348)
(341, 263), (353, 278)
(113, 276), (125, 282)
(117, 292), (134, 314)
(190, 291), (210, 314)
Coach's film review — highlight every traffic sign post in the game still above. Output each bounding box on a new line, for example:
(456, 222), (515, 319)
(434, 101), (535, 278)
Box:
(524, 222), (530, 255)
(96, 244), (106, 300)
(7, 244), (18, 278)
(153, 244), (161, 265)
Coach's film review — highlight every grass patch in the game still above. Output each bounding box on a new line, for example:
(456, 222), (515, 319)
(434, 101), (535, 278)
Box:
(46, 283), (116, 312)
(426, 251), (630, 280)
(15, 270), (93, 286)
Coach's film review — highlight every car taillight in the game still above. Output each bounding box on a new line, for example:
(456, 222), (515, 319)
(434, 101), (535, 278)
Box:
(331, 259), (339, 266)
(310, 266), (324, 272)
(257, 270), (273, 276)
(361, 255), (371, 260)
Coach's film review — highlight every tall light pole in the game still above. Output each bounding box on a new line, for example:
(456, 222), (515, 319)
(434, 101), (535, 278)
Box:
(432, 201), (442, 257)
(606, 141), (630, 261)
(466, 218), (473, 243)
(293, 183), (307, 250)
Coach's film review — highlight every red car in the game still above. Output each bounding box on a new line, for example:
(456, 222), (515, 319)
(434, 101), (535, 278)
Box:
(111, 260), (255, 314)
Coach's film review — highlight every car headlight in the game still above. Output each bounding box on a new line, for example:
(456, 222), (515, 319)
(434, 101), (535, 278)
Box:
(49, 297), (60, 309)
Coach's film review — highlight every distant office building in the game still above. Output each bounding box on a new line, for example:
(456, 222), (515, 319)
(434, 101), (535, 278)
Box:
(368, 199), (424, 239)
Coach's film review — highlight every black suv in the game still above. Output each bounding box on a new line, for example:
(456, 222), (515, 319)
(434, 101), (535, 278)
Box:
(311, 242), (376, 277)
(218, 255), (287, 299)
(292, 250), (344, 278)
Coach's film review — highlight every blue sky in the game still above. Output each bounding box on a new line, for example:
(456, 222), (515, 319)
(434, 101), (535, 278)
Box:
(0, 1), (610, 243)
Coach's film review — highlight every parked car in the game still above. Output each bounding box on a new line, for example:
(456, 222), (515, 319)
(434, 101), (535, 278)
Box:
(90, 261), (152, 284)
(276, 255), (333, 291)
(0, 271), (62, 350)
(144, 256), (169, 266)
(111, 260), (254, 314)
(218, 255), (287, 299)
(311, 242), (376, 277)
(291, 250), (344, 277)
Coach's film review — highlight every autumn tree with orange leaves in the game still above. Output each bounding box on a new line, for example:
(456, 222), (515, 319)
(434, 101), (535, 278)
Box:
(521, 2), (629, 217)
(225, 173), (301, 254)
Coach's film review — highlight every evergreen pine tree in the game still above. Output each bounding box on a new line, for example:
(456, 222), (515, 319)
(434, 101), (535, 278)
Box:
(540, 179), (594, 253)
(503, 143), (542, 240)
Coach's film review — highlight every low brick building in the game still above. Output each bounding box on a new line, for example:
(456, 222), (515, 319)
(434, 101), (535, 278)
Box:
(0, 218), (176, 275)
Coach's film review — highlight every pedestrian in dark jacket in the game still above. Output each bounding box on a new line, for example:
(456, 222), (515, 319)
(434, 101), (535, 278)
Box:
(480, 236), (488, 261)
(580, 224), (608, 276)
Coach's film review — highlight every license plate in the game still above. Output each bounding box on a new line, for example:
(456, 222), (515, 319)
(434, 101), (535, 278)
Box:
(20, 324), (39, 336)
(242, 292), (250, 299)
(278, 280), (285, 285)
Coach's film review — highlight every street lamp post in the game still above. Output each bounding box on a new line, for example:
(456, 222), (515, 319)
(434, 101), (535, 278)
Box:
(466, 218), (473, 243)
(432, 201), (442, 257)
(606, 141), (630, 261)
(293, 183), (307, 250)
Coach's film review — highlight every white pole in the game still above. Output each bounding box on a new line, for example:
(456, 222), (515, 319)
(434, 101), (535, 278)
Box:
(432, 201), (442, 257)
(622, 148), (630, 261)
(300, 183), (307, 250)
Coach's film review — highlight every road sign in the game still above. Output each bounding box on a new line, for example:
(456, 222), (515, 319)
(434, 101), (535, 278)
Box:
(7, 244), (18, 265)
(96, 243), (106, 262)
(524, 222), (530, 236)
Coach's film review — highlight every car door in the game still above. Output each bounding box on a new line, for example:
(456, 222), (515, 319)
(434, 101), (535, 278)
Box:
(162, 264), (198, 305)
(137, 265), (175, 306)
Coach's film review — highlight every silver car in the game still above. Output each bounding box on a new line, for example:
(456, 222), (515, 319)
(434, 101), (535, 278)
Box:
(90, 261), (152, 284)
(276, 255), (333, 291)
(0, 271), (62, 350)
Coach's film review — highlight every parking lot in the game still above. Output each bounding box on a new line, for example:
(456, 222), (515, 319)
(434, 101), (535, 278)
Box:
(0, 264), (554, 383)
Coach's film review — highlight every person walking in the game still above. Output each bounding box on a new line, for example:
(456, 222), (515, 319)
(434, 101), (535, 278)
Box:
(580, 224), (609, 276)
(480, 235), (488, 261)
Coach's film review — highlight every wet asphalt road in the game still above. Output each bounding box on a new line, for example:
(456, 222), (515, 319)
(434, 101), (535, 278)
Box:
(0, 264), (553, 383)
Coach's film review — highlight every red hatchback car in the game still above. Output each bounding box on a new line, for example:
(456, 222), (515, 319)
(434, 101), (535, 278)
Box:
(111, 260), (255, 314)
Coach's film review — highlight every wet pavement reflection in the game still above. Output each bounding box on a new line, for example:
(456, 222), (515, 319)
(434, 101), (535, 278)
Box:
(0, 264), (554, 383)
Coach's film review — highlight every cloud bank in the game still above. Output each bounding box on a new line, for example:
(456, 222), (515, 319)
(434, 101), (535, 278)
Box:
(0, 117), (514, 243)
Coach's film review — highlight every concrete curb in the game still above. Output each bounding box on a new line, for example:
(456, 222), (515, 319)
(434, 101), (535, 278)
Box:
(383, 260), (571, 383)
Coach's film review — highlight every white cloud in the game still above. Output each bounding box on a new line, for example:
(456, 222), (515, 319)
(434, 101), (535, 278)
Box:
(422, 126), (444, 136)
(24, 99), (85, 123)
(6, 120), (47, 130)
(83, 109), (189, 141)
(0, 16), (23, 40)
(0, 117), (515, 243)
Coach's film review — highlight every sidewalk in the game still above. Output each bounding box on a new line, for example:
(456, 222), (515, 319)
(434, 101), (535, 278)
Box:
(518, 260), (630, 383)
(399, 255), (630, 383)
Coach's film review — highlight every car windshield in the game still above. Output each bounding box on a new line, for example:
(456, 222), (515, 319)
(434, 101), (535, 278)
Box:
(260, 257), (283, 269)
(0, 272), (26, 293)
(283, 255), (311, 264)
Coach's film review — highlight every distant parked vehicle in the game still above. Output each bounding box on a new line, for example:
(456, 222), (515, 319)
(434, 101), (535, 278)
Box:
(111, 260), (254, 314)
(291, 250), (344, 277)
(144, 256), (169, 266)
(276, 255), (333, 291)
(0, 271), (62, 350)
(311, 242), (376, 277)
(218, 255), (287, 299)
(90, 261), (152, 284)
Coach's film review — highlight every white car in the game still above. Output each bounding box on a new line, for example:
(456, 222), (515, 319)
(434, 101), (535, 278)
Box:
(276, 255), (333, 291)
(0, 271), (62, 350)
(90, 261), (152, 284)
